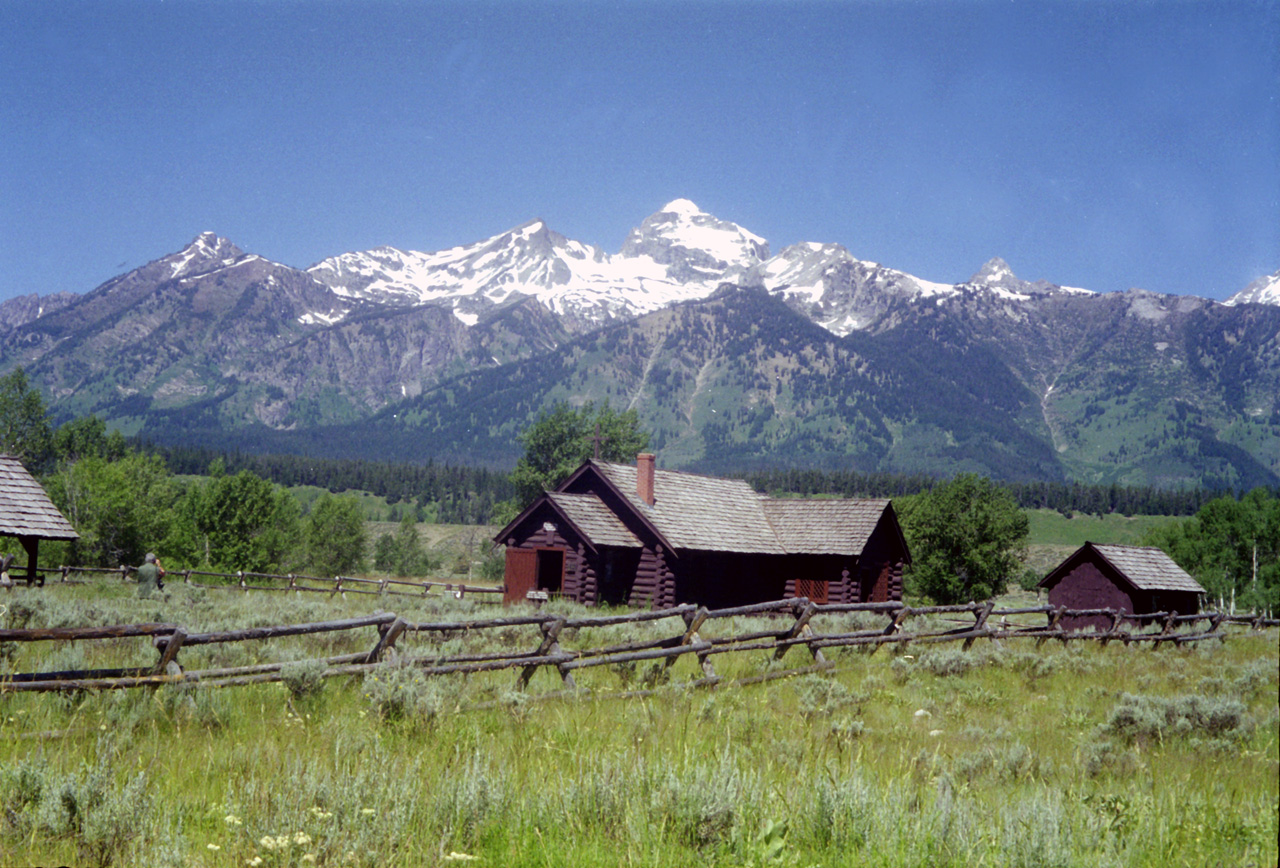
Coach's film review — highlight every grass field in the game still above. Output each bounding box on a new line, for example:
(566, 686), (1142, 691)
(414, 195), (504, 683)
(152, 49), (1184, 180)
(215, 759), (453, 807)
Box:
(1020, 510), (1182, 577)
(1, 580), (1276, 867)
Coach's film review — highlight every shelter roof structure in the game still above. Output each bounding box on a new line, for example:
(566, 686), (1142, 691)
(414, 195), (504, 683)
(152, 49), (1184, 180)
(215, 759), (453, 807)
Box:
(0, 455), (78, 541)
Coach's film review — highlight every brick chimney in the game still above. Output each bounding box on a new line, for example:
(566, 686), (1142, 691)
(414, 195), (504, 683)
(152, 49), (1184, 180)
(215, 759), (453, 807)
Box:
(636, 453), (655, 506)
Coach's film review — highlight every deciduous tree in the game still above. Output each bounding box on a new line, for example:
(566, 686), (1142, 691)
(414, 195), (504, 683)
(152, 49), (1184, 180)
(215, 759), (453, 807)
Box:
(305, 493), (367, 576)
(898, 473), (1029, 604)
(1145, 488), (1279, 612)
(508, 401), (650, 507)
(44, 453), (178, 567)
(166, 468), (301, 573)
(0, 367), (54, 470)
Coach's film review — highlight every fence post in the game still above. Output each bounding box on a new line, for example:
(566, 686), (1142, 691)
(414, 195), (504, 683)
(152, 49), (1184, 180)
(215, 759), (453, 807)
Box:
(1038, 606), (1066, 647)
(774, 602), (817, 663)
(517, 617), (569, 690)
(963, 601), (995, 651)
(154, 628), (187, 676)
(238, 571), (247, 593)
(1152, 610), (1178, 648)
(1099, 609), (1125, 646)
(366, 617), (408, 663)
(665, 606), (715, 679)
(869, 606), (912, 655)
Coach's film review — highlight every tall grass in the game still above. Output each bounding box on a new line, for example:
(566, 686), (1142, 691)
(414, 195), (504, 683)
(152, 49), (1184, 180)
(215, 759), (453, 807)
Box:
(1, 580), (1276, 866)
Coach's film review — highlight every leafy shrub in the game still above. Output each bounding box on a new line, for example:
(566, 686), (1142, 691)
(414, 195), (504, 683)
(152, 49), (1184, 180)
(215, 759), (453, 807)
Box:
(794, 674), (859, 716)
(363, 666), (446, 724)
(953, 741), (1044, 782)
(23, 752), (152, 867)
(1082, 739), (1140, 778)
(1104, 693), (1249, 743)
(919, 648), (980, 677)
(281, 658), (328, 702)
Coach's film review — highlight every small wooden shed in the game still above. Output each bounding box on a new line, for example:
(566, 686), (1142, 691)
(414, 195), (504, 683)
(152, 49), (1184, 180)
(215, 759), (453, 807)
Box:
(495, 454), (910, 608)
(0, 454), (78, 585)
(1038, 542), (1205, 631)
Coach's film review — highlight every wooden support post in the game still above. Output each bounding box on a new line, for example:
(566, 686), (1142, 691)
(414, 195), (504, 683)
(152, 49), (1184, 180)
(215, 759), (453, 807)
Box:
(666, 607), (710, 670)
(366, 617), (408, 664)
(1210, 612), (1228, 643)
(517, 618), (567, 690)
(774, 602), (817, 662)
(1152, 610), (1178, 648)
(1037, 605), (1066, 648)
(963, 600), (995, 651)
(153, 628), (187, 676)
(663, 607), (715, 680)
(868, 606), (912, 655)
(800, 623), (826, 667)
(1100, 609), (1124, 646)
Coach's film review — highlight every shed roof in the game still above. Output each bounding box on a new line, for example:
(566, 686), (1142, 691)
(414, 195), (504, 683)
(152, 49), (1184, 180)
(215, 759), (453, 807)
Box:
(1091, 544), (1206, 593)
(0, 455), (79, 540)
(546, 491), (641, 548)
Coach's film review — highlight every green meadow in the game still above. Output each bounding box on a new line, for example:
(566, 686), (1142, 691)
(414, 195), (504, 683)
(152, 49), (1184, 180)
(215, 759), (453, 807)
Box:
(1021, 509), (1181, 576)
(1, 580), (1276, 867)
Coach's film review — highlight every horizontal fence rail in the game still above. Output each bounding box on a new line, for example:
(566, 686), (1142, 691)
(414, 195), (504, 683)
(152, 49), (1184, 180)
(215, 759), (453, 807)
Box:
(2, 599), (1275, 697)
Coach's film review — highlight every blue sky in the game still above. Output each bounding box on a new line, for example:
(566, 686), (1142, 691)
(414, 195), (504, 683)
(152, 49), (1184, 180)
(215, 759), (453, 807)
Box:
(2, 0), (1276, 303)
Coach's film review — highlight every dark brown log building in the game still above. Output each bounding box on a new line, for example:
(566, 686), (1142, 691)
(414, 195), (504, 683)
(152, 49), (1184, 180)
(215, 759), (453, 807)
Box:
(1038, 542), (1205, 631)
(495, 454), (910, 608)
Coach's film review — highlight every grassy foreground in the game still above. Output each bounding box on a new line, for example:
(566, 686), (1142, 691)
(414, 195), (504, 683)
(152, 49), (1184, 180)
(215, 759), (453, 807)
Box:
(1, 582), (1276, 867)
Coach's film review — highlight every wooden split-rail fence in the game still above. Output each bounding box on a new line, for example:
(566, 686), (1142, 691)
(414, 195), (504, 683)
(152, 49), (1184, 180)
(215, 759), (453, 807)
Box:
(2, 599), (1275, 697)
(8, 563), (504, 601)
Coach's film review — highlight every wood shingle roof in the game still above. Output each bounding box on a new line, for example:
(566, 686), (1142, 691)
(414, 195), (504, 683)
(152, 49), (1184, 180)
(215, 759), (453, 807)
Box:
(589, 461), (890, 556)
(762, 498), (892, 556)
(0, 455), (78, 540)
(546, 492), (642, 548)
(1091, 544), (1206, 594)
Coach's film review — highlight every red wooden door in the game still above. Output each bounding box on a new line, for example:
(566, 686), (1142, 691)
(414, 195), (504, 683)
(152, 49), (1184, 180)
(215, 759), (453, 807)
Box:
(504, 549), (538, 605)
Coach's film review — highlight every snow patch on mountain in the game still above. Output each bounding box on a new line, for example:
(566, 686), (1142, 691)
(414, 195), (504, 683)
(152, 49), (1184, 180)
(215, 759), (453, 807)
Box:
(166, 232), (243, 280)
(309, 202), (772, 328)
(1225, 270), (1280, 306)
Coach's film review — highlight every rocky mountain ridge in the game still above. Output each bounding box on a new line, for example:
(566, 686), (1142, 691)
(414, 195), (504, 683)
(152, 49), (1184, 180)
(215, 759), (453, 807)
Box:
(1, 201), (1276, 489)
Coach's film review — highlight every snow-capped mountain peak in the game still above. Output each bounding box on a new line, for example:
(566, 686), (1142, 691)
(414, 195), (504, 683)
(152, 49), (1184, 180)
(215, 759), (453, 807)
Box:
(167, 232), (244, 279)
(308, 203), (781, 329)
(969, 256), (1017, 286)
(1224, 269), (1280, 306)
(620, 200), (770, 277)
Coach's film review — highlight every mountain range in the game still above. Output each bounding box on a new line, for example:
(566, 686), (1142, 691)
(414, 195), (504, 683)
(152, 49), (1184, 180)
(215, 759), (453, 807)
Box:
(2, 199), (1277, 489)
